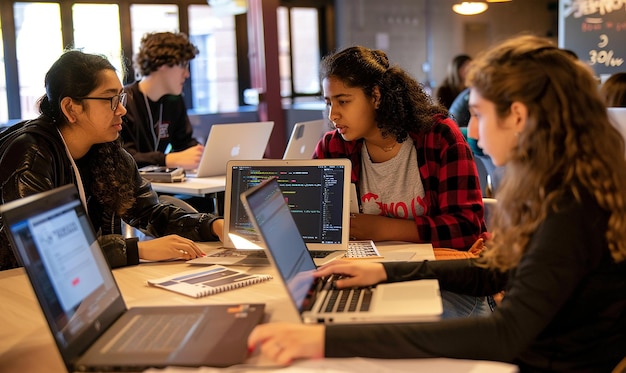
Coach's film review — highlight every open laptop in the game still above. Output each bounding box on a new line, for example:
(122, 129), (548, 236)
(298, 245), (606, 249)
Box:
(188, 121), (274, 178)
(188, 159), (352, 266)
(240, 177), (443, 324)
(282, 119), (327, 159)
(0, 184), (265, 371)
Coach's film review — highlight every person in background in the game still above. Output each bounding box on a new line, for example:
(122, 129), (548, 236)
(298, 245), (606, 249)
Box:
(313, 45), (489, 318)
(449, 87), (471, 131)
(121, 31), (203, 170)
(600, 72), (626, 107)
(248, 35), (626, 372)
(435, 54), (472, 109)
(0, 50), (224, 271)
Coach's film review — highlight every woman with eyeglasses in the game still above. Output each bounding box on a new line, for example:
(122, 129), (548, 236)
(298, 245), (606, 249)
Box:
(0, 50), (225, 271)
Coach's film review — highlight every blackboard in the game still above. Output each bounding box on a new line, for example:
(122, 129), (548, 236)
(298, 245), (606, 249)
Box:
(559, 1), (626, 75)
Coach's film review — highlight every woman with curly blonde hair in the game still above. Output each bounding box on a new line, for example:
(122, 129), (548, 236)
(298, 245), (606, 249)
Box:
(474, 37), (626, 270)
(245, 35), (626, 372)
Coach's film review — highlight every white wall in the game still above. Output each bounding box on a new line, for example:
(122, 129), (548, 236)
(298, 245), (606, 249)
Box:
(334, 0), (557, 91)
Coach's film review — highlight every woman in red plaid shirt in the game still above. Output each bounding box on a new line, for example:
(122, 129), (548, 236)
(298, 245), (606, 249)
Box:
(313, 46), (489, 319)
(314, 46), (485, 252)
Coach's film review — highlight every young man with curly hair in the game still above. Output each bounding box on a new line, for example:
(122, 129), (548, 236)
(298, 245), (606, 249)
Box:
(121, 32), (203, 170)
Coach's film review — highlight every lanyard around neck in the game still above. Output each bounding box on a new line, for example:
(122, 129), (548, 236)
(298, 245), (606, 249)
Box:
(57, 128), (88, 214)
(142, 93), (163, 150)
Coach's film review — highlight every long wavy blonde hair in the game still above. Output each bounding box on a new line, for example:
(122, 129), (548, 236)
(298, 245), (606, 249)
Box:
(468, 35), (626, 270)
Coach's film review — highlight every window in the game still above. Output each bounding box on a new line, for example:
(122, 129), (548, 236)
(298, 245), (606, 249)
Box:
(130, 4), (180, 62)
(290, 8), (320, 95)
(14, 2), (63, 120)
(188, 4), (238, 112)
(277, 6), (321, 100)
(72, 4), (124, 82)
(3, 1), (329, 120)
(277, 7), (291, 98)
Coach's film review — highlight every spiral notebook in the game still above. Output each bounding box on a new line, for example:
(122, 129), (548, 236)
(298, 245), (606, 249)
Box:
(147, 265), (272, 298)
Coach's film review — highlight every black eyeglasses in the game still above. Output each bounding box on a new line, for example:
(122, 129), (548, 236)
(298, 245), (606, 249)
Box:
(76, 92), (127, 111)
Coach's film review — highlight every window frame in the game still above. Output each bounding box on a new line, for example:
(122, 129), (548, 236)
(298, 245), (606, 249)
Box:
(1, 0), (333, 121)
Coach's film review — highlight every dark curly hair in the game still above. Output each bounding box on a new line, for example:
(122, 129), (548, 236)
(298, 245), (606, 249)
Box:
(37, 50), (136, 216)
(319, 46), (448, 142)
(134, 32), (199, 77)
(82, 140), (137, 216)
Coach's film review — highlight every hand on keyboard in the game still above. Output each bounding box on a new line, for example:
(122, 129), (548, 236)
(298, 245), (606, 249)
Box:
(314, 260), (388, 289)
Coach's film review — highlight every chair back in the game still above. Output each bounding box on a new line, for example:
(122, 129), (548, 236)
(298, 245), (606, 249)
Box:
(482, 197), (497, 230)
(474, 155), (496, 197)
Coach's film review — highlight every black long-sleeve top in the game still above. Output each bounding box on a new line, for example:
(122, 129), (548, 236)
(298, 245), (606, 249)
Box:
(325, 191), (626, 372)
(121, 81), (199, 168)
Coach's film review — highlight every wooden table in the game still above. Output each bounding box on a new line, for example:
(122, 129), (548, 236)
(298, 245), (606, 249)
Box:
(0, 242), (517, 373)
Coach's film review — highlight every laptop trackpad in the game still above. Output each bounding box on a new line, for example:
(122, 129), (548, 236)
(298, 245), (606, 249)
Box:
(373, 280), (442, 315)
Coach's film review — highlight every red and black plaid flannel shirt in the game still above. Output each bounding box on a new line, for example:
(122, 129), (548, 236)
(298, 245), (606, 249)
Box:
(313, 115), (486, 250)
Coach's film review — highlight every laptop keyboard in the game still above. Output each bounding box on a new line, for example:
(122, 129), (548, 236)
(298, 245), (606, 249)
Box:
(210, 249), (338, 259)
(294, 242), (382, 260)
(345, 240), (382, 259)
(319, 275), (372, 313)
(207, 243), (380, 260)
(324, 288), (373, 313)
(105, 313), (203, 353)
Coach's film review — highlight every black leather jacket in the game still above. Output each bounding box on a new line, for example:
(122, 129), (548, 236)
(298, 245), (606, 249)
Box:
(0, 118), (220, 271)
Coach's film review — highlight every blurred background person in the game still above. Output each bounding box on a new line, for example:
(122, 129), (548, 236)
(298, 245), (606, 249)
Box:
(449, 87), (471, 132)
(601, 72), (626, 107)
(435, 54), (472, 109)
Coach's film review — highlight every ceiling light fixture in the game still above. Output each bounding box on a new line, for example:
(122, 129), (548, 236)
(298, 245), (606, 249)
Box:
(452, 2), (489, 16)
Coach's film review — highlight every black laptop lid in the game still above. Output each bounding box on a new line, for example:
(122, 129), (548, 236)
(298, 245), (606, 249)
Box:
(240, 178), (318, 312)
(0, 184), (127, 370)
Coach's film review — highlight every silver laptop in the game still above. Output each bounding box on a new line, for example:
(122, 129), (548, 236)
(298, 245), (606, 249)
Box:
(188, 121), (274, 178)
(0, 184), (265, 371)
(187, 159), (352, 266)
(283, 119), (327, 159)
(240, 177), (443, 324)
